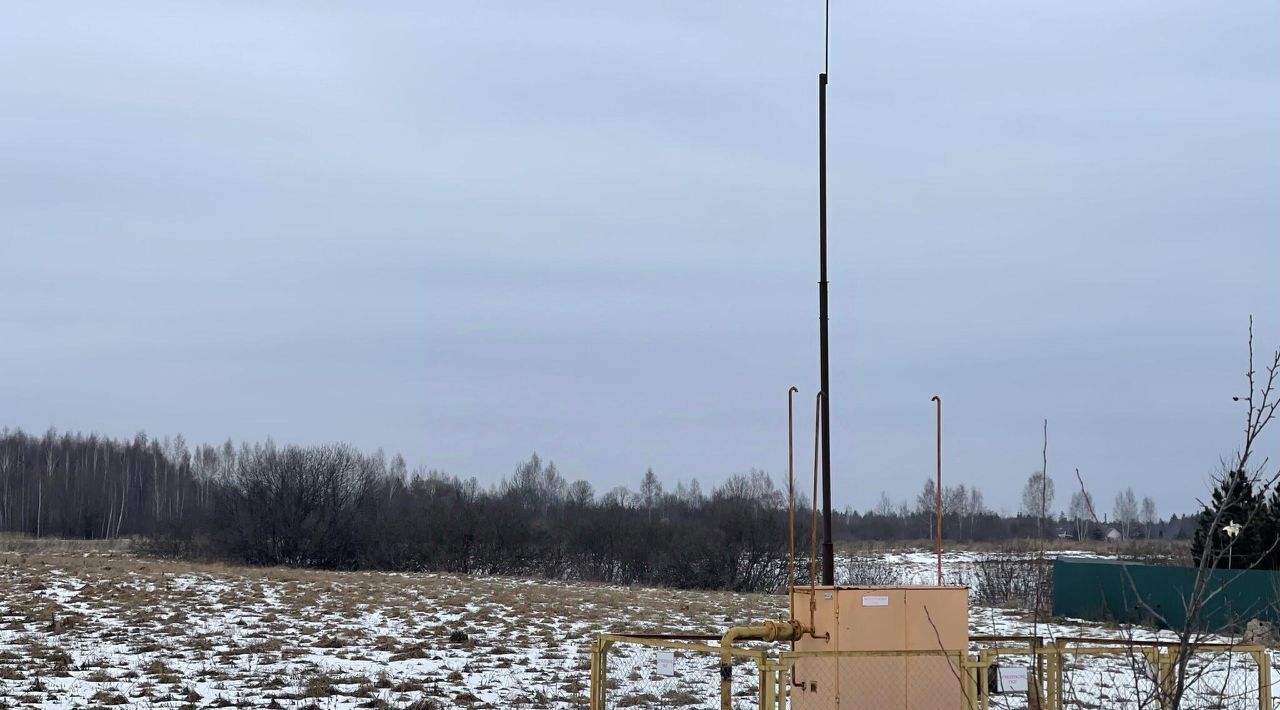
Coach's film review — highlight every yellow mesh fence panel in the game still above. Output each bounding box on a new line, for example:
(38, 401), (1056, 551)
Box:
(788, 652), (975, 710)
(1056, 645), (1263, 710)
(1175, 648), (1263, 710)
(599, 641), (759, 709)
(592, 636), (1267, 710)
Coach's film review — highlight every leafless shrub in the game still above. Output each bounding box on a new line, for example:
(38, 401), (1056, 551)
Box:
(88, 690), (127, 706)
(973, 554), (1052, 612)
(302, 673), (337, 698)
(840, 555), (904, 586)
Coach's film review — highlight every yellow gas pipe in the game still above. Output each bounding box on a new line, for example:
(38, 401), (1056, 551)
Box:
(719, 619), (804, 710)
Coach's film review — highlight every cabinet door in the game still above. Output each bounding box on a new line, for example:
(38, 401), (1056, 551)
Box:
(791, 588), (839, 709)
(838, 590), (906, 708)
(904, 589), (969, 709)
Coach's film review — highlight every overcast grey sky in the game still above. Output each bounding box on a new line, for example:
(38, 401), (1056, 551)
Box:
(2, 1), (1277, 516)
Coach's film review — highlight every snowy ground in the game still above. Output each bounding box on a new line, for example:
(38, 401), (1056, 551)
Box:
(0, 547), (1271, 709)
(856, 547), (1105, 584)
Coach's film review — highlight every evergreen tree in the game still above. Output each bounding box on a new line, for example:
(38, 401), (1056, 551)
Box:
(1191, 469), (1266, 569)
(1260, 483), (1280, 570)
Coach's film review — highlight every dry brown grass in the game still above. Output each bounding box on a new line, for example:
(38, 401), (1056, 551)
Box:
(0, 533), (135, 556)
(88, 689), (128, 705)
(0, 540), (797, 708)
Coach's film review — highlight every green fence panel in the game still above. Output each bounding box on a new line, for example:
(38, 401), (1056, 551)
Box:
(1053, 558), (1280, 632)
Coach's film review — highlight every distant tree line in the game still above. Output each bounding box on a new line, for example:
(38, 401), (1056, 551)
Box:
(852, 473), (1193, 543)
(0, 427), (206, 539)
(204, 447), (799, 592)
(0, 429), (801, 591)
(1, 427), (1195, 592)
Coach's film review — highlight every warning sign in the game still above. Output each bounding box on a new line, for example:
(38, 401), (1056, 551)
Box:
(996, 665), (1028, 693)
(656, 650), (675, 677)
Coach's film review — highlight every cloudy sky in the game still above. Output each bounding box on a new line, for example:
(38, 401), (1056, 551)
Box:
(2, 1), (1277, 516)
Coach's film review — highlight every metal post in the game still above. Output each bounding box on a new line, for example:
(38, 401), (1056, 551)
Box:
(596, 639), (614, 710)
(1161, 646), (1179, 710)
(1032, 636), (1045, 703)
(777, 664), (787, 710)
(720, 660), (733, 710)
(1254, 648), (1271, 710)
(1167, 647), (1179, 710)
(589, 639), (603, 710)
(977, 650), (993, 710)
(1040, 646), (1053, 710)
(818, 70), (835, 588)
(1048, 642), (1064, 710)
(957, 651), (975, 709)
(758, 658), (775, 710)
(788, 386), (798, 597)
(1142, 648), (1165, 710)
(932, 394), (942, 585)
(1154, 648), (1168, 709)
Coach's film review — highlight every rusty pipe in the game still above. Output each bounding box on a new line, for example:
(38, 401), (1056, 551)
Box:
(810, 391), (822, 633)
(932, 395), (942, 586)
(719, 620), (803, 710)
(787, 386), (798, 613)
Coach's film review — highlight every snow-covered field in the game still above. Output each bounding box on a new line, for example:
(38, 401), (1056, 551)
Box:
(2, 549), (784, 708)
(851, 547), (1105, 584)
(0, 547), (1271, 709)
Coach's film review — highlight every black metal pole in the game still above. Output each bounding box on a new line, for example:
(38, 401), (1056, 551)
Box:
(818, 71), (834, 587)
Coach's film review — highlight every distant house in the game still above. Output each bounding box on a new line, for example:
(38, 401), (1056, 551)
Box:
(1105, 527), (1123, 542)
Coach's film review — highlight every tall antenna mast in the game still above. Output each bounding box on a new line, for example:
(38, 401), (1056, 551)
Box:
(818, 0), (835, 587)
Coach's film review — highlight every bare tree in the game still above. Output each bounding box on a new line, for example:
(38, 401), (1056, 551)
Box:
(1068, 489), (1092, 540)
(567, 479), (594, 508)
(964, 486), (985, 539)
(1020, 470), (1055, 523)
(916, 477), (937, 539)
(967, 487), (985, 516)
(1113, 487), (1138, 539)
(640, 467), (662, 521)
(603, 486), (634, 508)
(873, 491), (895, 516)
(942, 483), (966, 539)
(685, 478), (703, 505)
(1140, 495), (1157, 539)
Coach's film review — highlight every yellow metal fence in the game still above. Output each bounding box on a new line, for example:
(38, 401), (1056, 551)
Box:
(589, 633), (1273, 710)
(981, 637), (1271, 710)
(589, 634), (766, 710)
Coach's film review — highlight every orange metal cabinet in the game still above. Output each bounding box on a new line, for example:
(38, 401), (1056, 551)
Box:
(789, 585), (968, 709)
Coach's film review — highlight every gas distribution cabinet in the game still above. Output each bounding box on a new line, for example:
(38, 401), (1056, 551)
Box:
(789, 586), (969, 709)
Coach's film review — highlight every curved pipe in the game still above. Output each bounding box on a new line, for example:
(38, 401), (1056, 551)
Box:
(810, 392), (822, 631)
(719, 620), (803, 710)
(932, 395), (942, 586)
(787, 387), (799, 607)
